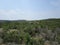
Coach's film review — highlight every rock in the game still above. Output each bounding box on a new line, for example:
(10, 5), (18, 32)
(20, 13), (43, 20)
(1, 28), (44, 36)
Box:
(44, 40), (51, 45)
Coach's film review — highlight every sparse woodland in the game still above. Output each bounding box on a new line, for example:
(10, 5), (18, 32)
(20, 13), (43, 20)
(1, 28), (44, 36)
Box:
(0, 19), (60, 45)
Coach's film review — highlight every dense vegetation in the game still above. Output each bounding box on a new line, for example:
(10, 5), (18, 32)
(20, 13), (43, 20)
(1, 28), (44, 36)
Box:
(0, 18), (60, 45)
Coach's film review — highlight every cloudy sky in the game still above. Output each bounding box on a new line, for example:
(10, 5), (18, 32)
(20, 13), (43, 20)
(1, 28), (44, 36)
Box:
(0, 0), (60, 20)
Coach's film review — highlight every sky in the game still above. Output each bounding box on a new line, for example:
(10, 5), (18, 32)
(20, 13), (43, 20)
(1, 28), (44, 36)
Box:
(0, 0), (60, 20)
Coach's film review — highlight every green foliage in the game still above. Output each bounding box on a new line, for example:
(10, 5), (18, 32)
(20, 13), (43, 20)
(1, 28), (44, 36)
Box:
(0, 18), (60, 45)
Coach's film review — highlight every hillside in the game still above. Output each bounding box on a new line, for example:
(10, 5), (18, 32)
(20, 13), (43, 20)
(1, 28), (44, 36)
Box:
(0, 18), (60, 45)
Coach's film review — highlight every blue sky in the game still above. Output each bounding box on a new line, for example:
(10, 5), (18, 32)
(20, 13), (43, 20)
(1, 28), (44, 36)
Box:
(0, 0), (60, 20)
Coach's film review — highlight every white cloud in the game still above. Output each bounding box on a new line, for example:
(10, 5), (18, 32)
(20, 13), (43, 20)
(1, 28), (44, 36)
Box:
(0, 9), (60, 20)
(0, 9), (38, 20)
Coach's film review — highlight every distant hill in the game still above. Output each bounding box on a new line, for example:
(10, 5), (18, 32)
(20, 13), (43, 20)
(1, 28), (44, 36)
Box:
(0, 18), (60, 22)
(0, 18), (60, 29)
(0, 20), (26, 22)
